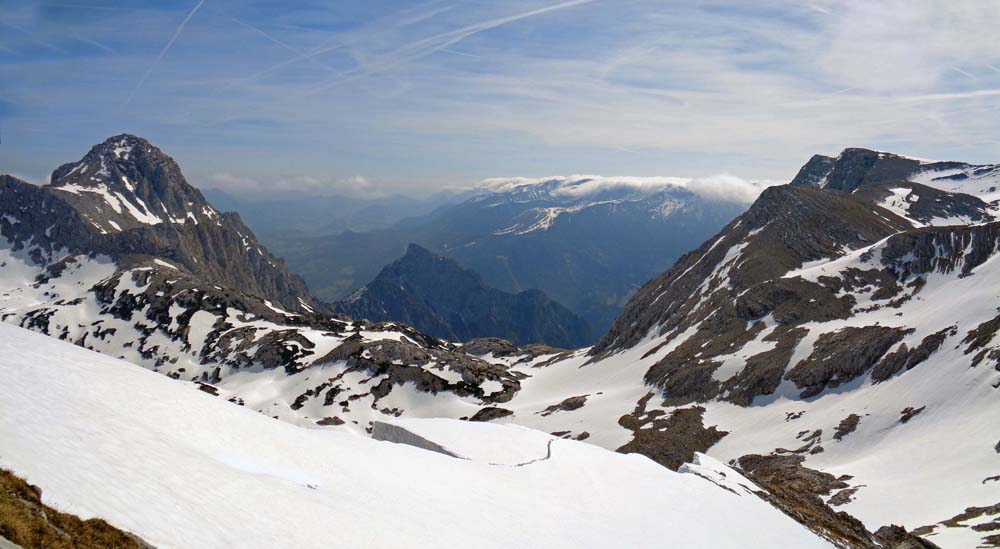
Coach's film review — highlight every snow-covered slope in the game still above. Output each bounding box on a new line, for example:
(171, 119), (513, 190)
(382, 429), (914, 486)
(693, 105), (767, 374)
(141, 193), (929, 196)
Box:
(0, 323), (832, 549)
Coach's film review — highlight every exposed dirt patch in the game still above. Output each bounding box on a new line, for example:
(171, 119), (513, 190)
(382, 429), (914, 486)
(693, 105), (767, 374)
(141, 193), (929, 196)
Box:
(0, 469), (151, 549)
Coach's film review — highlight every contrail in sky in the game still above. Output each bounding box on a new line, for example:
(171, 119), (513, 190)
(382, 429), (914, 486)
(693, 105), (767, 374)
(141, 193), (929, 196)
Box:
(305, 0), (596, 96)
(124, 0), (206, 107)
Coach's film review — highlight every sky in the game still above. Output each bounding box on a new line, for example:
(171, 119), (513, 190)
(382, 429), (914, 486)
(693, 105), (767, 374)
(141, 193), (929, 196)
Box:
(1, 0), (999, 197)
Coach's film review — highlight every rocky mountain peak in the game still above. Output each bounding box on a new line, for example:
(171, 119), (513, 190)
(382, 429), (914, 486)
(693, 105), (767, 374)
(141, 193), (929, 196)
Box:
(47, 134), (216, 233)
(334, 243), (591, 347)
(404, 242), (439, 261)
(790, 147), (924, 192)
(789, 154), (837, 188)
(1, 134), (321, 314)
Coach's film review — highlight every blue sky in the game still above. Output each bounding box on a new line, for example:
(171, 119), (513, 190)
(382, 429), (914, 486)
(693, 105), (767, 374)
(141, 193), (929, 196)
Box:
(2, 0), (999, 196)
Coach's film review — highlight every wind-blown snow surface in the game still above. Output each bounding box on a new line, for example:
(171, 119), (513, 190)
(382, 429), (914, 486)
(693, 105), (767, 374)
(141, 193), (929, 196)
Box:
(0, 323), (831, 549)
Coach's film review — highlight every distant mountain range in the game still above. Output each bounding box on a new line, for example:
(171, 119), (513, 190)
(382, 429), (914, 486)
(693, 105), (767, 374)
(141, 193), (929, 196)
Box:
(266, 176), (749, 337)
(333, 243), (591, 348)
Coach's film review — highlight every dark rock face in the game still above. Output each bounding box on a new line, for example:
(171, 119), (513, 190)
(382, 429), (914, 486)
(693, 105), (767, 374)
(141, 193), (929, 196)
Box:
(881, 221), (1000, 278)
(333, 244), (591, 348)
(833, 414), (861, 441)
(735, 454), (884, 548)
(790, 154), (837, 188)
(790, 147), (999, 221)
(616, 393), (728, 470)
(0, 135), (319, 313)
(791, 148), (923, 192)
(899, 406), (926, 424)
(790, 148), (923, 192)
(460, 338), (521, 358)
(466, 407), (514, 422)
(872, 328), (951, 382)
(538, 395), (588, 417)
(912, 504), (1000, 547)
(311, 336), (521, 404)
(873, 525), (941, 549)
(786, 326), (912, 398)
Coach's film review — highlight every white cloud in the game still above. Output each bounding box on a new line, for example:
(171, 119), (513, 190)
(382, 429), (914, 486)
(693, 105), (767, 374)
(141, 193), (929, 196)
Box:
(8, 1), (1000, 188)
(480, 174), (780, 204)
(686, 174), (781, 204)
(206, 172), (380, 197)
(815, 0), (1000, 93)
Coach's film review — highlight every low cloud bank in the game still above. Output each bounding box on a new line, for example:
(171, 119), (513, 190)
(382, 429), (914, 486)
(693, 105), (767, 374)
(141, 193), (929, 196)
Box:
(206, 173), (381, 197)
(479, 174), (781, 204)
